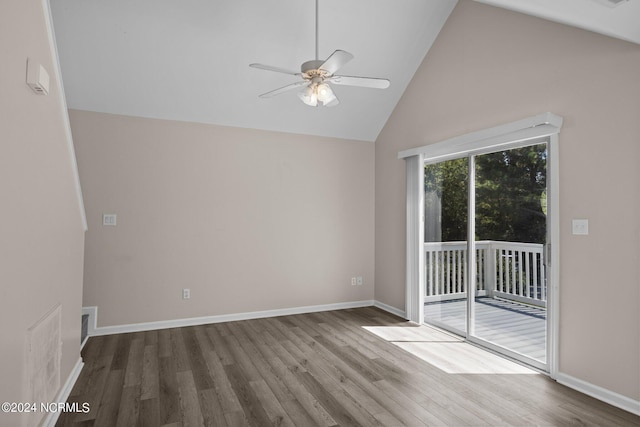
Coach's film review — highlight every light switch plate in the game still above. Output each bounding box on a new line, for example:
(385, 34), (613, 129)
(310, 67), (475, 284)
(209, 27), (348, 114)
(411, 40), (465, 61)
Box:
(572, 219), (588, 235)
(103, 214), (117, 226)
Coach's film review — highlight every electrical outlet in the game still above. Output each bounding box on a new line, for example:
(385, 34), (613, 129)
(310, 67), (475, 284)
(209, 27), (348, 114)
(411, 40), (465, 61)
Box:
(182, 288), (190, 299)
(356, 276), (363, 286)
(351, 277), (357, 286)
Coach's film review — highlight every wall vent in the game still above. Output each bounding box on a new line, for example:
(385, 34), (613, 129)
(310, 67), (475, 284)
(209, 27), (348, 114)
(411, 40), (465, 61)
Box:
(26, 304), (62, 427)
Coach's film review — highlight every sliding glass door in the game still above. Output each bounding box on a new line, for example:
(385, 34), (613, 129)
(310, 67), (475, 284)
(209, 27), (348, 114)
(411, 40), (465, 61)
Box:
(423, 141), (549, 370)
(423, 157), (469, 335)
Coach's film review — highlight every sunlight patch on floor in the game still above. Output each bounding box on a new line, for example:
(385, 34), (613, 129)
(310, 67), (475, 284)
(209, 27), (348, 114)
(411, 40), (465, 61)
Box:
(364, 325), (538, 375)
(363, 325), (461, 343)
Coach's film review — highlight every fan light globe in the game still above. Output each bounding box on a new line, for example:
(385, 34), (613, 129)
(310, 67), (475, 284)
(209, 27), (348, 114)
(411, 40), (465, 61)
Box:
(298, 85), (318, 106)
(316, 83), (336, 105)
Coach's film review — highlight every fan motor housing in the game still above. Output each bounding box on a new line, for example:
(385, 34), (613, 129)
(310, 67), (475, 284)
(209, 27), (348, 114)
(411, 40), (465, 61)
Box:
(301, 60), (325, 73)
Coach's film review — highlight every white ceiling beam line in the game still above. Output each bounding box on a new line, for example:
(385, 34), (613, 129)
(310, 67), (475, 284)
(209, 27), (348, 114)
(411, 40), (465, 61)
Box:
(44, 0), (88, 231)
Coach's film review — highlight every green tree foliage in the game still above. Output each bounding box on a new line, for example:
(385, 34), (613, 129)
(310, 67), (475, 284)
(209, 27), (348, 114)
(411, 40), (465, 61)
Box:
(424, 143), (547, 244)
(424, 158), (468, 242)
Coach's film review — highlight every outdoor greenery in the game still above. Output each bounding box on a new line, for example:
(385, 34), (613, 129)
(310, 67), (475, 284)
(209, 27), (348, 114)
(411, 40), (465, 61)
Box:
(424, 143), (547, 244)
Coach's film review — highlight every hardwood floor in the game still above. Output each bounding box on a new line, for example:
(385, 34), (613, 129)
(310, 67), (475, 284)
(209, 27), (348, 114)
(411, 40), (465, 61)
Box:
(56, 307), (639, 426)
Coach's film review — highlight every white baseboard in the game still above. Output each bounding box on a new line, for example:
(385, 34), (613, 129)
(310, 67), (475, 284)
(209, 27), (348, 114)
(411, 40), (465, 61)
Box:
(86, 300), (375, 336)
(373, 300), (406, 319)
(556, 372), (640, 416)
(42, 357), (84, 427)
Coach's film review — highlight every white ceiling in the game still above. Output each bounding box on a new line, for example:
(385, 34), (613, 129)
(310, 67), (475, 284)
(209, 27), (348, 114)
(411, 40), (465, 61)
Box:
(50, 0), (458, 142)
(50, 0), (640, 142)
(476, 0), (640, 45)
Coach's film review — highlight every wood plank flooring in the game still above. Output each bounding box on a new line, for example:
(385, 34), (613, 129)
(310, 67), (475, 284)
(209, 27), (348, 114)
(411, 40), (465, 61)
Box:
(56, 307), (639, 426)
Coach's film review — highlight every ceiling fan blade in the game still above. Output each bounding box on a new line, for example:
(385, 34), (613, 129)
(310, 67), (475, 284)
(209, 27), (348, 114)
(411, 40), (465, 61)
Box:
(250, 63), (301, 76)
(330, 75), (390, 89)
(319, 50), (354, 75)
(258, 80), (309, 98)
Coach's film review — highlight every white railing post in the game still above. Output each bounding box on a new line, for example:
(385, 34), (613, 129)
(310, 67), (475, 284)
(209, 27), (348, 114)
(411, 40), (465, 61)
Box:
(485, 241), (496, 298)
(539, 252), (546, 301)
(477, 247), (484, 294)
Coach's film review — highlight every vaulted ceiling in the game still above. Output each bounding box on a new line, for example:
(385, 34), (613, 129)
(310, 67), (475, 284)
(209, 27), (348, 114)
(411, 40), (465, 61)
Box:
(50, 0), (640, 142)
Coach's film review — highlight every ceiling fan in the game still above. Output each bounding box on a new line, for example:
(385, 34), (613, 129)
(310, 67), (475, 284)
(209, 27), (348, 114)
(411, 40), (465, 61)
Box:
(249, 0), (390, 107)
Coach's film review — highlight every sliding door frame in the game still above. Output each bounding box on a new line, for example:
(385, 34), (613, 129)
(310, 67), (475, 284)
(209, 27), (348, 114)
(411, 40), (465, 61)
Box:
(400, 113), (562, 377)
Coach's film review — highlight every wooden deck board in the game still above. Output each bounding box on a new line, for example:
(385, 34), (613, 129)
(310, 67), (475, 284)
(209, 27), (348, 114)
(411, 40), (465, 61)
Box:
(425, 297), (547, 361)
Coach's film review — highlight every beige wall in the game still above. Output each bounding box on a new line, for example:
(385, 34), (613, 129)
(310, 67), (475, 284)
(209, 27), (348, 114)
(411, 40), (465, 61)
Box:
(0, 0), (86, 425)
(70, 110), (374, 327)
(375, 0), (640, 401)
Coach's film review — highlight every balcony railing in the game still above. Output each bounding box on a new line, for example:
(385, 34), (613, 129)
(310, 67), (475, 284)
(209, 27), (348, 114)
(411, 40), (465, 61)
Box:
(424, 241), (546, 307)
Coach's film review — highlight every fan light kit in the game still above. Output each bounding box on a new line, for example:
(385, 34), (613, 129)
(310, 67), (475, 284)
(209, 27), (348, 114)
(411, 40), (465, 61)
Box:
(250, 0), (390, 107)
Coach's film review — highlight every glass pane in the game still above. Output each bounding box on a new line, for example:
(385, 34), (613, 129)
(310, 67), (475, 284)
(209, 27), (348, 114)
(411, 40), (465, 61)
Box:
(472, 143), (547, 363)
(423, 157), (469, 334)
